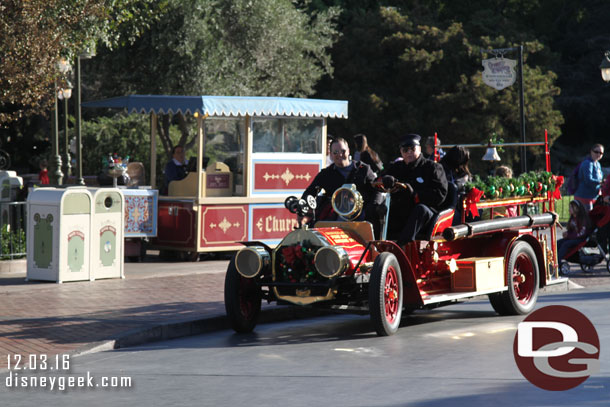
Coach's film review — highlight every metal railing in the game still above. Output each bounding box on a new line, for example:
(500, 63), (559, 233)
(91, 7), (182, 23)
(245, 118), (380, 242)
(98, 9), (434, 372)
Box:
(0, 202), (27, 259)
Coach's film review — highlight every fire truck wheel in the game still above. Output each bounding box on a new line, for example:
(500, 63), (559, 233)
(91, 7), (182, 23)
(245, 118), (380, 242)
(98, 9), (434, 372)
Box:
(224, 257), (261, 333)
(492, 241), (540, 315)
(369, 252), (403, 336)
(488, 292), (510, 315)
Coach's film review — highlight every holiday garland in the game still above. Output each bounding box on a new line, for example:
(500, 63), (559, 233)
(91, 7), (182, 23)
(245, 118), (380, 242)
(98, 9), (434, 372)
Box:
(464, 171), (564, 217)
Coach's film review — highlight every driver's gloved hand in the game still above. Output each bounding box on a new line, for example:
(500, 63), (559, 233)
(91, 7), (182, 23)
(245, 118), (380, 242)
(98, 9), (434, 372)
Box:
(403, 182), (414, 197)
(381, 175), (396, 189)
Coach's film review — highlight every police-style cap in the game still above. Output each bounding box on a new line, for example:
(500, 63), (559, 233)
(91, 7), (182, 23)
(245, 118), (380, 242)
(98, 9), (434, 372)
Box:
(400, 134), (421, 148)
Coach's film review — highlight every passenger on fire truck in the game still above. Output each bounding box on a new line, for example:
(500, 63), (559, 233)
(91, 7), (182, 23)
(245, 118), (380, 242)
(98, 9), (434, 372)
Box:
(299, 137), (383, 234)
(378, 133), (449, 245)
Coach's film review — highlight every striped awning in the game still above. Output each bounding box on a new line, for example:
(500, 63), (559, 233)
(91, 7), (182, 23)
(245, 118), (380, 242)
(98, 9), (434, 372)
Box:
(82, 95), (348, 118)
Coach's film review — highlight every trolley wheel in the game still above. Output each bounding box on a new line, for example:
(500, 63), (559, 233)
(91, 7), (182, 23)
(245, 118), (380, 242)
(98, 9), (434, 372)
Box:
(580, 263), (592, 272)
(369, 252), (403, 336)
(224, 257), (261, 333)
(489, 241), (540, 315)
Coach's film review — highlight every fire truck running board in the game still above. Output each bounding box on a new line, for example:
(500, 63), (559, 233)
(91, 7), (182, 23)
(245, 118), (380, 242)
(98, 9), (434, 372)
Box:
(422, 287), (509, 305)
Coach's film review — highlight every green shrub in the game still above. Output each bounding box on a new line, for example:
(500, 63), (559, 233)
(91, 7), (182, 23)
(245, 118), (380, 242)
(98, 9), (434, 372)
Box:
(1, 224), (26, 259)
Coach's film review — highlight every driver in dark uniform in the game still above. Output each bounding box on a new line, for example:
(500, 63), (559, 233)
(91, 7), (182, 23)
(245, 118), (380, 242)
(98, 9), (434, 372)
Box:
(299, 137), (383, 233)
(379, 134), (448, 245)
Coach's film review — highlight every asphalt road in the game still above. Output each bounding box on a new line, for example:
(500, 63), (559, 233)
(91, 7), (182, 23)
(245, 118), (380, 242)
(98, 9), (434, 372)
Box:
(2, 287), (608, 407)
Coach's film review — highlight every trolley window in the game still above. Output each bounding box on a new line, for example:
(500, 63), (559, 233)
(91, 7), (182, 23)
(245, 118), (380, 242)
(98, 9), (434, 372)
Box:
(252, 118), (323, 154)
(204, 118), (246, 196)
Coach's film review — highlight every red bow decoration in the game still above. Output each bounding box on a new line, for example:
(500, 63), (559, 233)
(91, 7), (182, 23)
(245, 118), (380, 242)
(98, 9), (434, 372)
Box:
(552, 175), (564, 200)
(281, 246), (297, 264)
(466, 188), (484, 218)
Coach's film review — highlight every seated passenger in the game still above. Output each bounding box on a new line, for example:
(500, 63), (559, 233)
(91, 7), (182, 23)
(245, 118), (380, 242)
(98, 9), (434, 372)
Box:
(299, 137), (383, 233)
(379, 134), (448, 245)
(488, 165), (518, 218)
(557, 199), (592, 262)
(440, 146), (471, 222)
(162, 145), (188, 194)
(423, 135), (445, 161)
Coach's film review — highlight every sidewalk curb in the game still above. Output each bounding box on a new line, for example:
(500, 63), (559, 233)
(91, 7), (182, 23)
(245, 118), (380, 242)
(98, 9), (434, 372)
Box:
(0, 259), (26, 274)
(71, 306), (331, 359)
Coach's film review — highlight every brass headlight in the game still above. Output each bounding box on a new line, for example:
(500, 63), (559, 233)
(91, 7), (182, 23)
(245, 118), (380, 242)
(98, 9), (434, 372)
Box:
(235, 246), (270, 278)
(314, 246), (349, 278)
(331, 184), (363, 221)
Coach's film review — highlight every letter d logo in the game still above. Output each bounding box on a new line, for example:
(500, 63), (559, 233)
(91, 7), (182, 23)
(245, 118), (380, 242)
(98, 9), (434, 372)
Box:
(518, 321), (577, 357)
(513, 305), (600, 391)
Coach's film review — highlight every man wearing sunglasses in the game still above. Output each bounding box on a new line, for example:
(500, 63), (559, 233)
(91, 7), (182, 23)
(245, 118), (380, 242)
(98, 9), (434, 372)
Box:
(575, 143), (605, 211)
(299, 137), (383, 233)
(378, 133), (448, 245)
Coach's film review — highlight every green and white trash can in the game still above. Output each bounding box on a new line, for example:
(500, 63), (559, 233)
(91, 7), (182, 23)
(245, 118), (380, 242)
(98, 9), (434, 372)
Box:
(0, 170), (23, 226)
(0, 170), (23, 202)
(89, 188), (124, 280)
(26, 187), (92, 283)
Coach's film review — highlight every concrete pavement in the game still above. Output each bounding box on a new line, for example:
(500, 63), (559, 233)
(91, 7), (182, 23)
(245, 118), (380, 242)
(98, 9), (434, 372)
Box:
(0, 253), (608, 371)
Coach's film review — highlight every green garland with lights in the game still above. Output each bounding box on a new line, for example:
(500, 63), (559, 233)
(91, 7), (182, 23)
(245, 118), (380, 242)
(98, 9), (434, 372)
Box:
(465, 171), (556, 200)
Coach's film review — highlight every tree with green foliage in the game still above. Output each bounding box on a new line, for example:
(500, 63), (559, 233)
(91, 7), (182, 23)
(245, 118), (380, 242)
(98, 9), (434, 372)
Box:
(85, 0), (340, 160)
(0, 0), (159, 126)
(316, 4), (564, 175)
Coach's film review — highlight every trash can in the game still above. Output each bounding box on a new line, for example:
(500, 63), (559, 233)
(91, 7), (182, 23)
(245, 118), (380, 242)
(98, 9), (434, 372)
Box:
(0, 170), (24, 226)
(26, 187), (92, 283)
(89, 188), (124, 280)
(0, 170), (23, 202)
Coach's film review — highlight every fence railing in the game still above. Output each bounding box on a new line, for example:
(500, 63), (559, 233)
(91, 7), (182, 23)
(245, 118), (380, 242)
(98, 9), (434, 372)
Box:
(0, 201), (26, 259)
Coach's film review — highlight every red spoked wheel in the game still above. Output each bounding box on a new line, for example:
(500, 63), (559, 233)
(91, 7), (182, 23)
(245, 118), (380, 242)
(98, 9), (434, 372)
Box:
(512, 250), (536, 306)
(489, 241), (539, 315)
(369, 252), (403, 336)
(224, 257), (261, 333)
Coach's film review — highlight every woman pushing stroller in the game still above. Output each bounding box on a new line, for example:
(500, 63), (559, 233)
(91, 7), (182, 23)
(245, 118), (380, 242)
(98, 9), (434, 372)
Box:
(558, 200), (592, 264)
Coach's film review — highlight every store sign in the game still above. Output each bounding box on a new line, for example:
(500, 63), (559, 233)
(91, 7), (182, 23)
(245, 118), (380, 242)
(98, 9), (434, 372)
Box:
(482, 58), (517, 90)
(252, 206), (298, 240)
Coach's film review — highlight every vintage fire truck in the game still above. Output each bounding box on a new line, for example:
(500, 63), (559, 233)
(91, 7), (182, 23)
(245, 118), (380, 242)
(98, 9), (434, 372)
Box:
(224, 136), (563, 336)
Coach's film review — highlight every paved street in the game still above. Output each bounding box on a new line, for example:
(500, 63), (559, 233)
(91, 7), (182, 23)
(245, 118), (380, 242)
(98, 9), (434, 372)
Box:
(1, 287), (608, 406)
(0, 250), (608, 383)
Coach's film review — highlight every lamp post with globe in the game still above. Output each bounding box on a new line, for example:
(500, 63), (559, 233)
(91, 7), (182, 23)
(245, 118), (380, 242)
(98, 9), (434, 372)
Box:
(57, 84), (72, 180)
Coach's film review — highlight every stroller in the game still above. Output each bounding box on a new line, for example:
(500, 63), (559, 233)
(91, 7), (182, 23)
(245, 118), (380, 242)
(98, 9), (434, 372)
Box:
(560, 202), (610, 274)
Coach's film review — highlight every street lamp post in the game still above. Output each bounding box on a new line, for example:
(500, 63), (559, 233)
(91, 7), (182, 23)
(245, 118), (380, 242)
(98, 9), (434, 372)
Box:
(75, 50), (94, 186)
(600, 51), (610, 82)
(50, 85), (63, 185)
(58, 85), (72, 181)
(50, 58), (71, 185)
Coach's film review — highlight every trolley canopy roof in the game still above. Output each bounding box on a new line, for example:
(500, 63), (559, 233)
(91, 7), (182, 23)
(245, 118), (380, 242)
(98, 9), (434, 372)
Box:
(82, 95), (348, 118)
